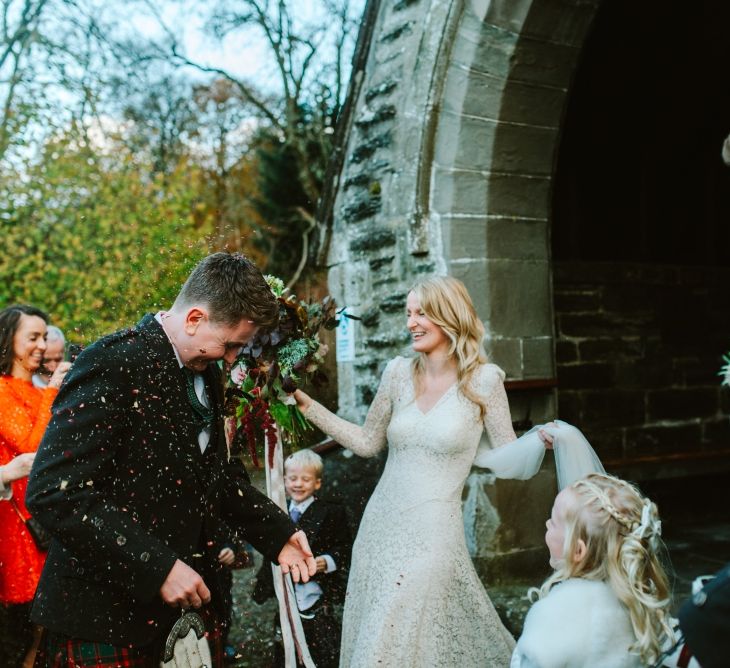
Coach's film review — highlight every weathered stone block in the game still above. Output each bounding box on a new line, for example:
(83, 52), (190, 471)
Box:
(432, 168), (488, 216)
(349, 227), (396, 252)
(490, 121), (558, 176)
(392, 0), (420, 12)
(508, 37), (579, 89)
(510, 0), (599, 47)
(380, 292), (408, 313)
(557, 312), (657, 338)
(446, 216), (488, 260)
(613, 359), (674, 390)
(359, 306), (380, 328)
(486, 259), (553, 338)
(702, 418), (730, 445)
(486, 336), (521, 377)
(441, 65), (504, 122)
(369, 255), (395, 271)
(365, 79), (398, 103)
(341, 194), (382, 222)
(625, 424), (702, 458)
(578, 338), (644, 362)
(581, 389), (646, 427)
(498, 78), (566, 128)
(555, 340), (577, 364)
(553, 290), (601, 313)
(379, 21), (413, 43)
(522, 337), (555, 378)
(433, 111), (495, 172)
(355, 104), (397, 128)
(647, 389), (719, 422)
(350, 132), (392, 164)
(580, 426), (625, 462)
(556, 390), (581, 423)
(486, 218), (548, 261)
(557, 362), (613, 389)
(450, 258), (489, 316)
(486, 172), (551, 219)
(453, 21), (518, 81)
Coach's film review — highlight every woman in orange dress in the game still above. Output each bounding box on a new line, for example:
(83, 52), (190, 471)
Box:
(0, 305), (69, 667)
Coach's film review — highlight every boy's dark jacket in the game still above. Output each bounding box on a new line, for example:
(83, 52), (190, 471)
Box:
(253, 498), (351, 607)
(26, 314), (295, 647)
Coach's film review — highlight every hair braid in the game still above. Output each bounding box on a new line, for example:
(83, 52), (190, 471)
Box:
(538, 474), (674, 664)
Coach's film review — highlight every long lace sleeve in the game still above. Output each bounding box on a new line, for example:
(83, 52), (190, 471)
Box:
(302, 358), (398, 458)
(473, 365), (545, 479)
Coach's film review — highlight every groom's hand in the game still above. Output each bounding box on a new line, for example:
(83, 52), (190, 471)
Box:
(160, 559), (211, 609)
(278, 530), (316, 583)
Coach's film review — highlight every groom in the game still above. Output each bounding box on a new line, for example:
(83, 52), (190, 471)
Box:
(26, 253), (316, 665)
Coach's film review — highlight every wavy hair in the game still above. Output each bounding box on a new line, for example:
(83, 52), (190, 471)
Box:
(409, 276), (489, 420)
(0, 305), (49, 376)
(535, 473), (674, 664)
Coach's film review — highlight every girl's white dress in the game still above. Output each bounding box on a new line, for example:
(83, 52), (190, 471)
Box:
(511, 578), (644, 668)
(303, 357), (547, 668)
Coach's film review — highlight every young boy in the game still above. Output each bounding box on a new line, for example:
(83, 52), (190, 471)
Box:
(254, 450), (351, 668)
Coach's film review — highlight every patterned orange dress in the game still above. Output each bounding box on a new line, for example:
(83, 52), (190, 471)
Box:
(0, 376), (57, 603)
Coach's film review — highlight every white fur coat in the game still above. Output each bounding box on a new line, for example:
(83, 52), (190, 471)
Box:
(511, 578), (645, 668)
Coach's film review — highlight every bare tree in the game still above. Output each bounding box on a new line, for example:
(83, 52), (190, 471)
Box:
(138, 0), (363, 286)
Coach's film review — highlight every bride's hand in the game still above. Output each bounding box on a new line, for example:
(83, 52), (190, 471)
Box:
(538, 421), (558, 449)
(293, 389), (313, 412)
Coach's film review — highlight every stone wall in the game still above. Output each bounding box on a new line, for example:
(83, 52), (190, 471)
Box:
(554, 262), (730, 478)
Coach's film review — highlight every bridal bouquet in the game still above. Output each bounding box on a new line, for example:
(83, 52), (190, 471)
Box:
(224, 275), (349, 467)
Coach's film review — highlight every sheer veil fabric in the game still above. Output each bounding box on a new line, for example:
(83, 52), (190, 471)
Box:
(473, 419), (605, 490)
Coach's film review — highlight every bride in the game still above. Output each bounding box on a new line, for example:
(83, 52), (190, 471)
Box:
(294, 276), (559, 667)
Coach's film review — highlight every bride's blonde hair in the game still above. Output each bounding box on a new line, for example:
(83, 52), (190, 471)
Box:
(409, 276), (489, 420)
(535, 473), (674, 664)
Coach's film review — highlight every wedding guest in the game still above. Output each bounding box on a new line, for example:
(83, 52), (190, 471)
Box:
(0, 305), (70, 667)
(31, 326), (65, 389)
(512, 473), (675, 668)
(293, 276), (555, 667)
(26, 253), (317, 667)
(254, 449), (351, 668)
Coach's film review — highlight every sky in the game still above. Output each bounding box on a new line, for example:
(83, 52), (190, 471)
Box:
(126, 0), (364, 93)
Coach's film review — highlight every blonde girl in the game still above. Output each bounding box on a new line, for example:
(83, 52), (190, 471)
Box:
(513, 473), (675, 668)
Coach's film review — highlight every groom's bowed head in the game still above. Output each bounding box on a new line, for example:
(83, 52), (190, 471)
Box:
(158, 253), (317, 596)
(159, 252), (281, 372)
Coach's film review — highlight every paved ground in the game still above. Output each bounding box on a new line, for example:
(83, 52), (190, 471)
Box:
(225, 471), (730, 666)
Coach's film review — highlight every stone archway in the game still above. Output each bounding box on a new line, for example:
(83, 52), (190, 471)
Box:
(430, 0), (600, 382)
(325, 0), (605, 579)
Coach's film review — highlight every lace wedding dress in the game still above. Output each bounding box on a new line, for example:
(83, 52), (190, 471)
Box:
(303, 357), (547, 668)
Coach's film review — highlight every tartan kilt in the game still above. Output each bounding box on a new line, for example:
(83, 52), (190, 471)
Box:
(35, 606), (224, 668)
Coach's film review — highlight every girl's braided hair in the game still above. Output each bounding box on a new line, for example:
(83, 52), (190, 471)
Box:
(536, 473), (674, 664)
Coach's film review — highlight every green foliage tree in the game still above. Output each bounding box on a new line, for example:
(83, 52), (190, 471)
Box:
(0, 126), (212, 341)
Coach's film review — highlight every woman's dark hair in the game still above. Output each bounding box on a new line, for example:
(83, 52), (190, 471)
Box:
(0, 305), (49, 376)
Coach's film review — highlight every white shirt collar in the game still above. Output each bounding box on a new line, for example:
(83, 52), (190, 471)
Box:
(155, 312), (184, 369)
(289, 495), (316, 514)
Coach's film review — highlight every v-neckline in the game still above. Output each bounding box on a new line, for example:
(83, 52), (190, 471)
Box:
(414, 381), (457, 416)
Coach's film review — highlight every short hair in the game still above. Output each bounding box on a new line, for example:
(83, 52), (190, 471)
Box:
(0, 305), (49, 376)
(46, 325), (65, 346)
(284, 449), (324, 478)
(174, 253), (279, 329)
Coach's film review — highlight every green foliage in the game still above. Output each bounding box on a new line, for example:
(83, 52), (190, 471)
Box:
(0, 128), (213, 342)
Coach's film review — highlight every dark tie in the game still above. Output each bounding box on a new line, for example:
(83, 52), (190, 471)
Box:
(183, 368), (214, 429)
(290, 507), (302, 524)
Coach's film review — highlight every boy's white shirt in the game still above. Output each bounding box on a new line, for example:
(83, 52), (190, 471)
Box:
(288, 495), (336, 611)
(511, 578), (643, 668)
